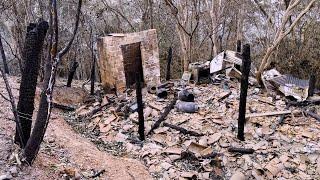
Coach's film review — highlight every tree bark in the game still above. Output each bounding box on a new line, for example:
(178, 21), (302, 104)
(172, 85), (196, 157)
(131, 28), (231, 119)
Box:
(0, 34), (10, 74)
(14, 21), (49, 147)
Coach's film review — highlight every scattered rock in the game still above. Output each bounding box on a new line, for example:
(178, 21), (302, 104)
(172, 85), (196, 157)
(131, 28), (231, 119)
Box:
(9, 166), (18, 177)
(0, 174), (13, 180)
(230, 171), (245, 180)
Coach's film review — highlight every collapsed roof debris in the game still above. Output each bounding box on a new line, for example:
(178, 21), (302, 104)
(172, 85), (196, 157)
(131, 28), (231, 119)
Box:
(210, 50), (256, 76)
(262, 69), (312, 102)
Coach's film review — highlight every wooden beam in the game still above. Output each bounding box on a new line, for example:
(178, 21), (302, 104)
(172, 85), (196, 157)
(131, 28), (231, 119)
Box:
(246, 110), (292, 119)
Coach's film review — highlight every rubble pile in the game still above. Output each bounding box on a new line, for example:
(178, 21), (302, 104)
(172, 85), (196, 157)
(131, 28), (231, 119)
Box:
(65, 78), (320, 179)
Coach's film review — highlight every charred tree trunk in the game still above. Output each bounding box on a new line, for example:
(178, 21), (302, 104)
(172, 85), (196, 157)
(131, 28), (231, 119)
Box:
(66, 61), (79, 87)
(24, 52), (52, 164)
(166, 47), (172, 81)
(24, 0), (82, 165)
(14, 21), (49, 147)
(0, 34), (10, 74)
(237, 44), (251, 141)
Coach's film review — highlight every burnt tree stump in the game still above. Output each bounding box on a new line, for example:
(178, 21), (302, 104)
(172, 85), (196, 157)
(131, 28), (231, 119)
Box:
(135, 73), (145, 140)
(236, 40), (242, 53)
(237, 44), (251, 141)
(15, 21), (49, 147)
(66, 61), (79, 87)
(308, 75), (316, 97)
(166, 47), (173, 81)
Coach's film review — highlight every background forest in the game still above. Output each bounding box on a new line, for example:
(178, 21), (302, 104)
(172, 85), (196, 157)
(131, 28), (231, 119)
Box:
(0, 0), (319, 86)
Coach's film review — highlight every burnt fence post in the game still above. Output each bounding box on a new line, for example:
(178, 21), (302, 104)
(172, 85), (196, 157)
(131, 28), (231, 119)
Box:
(236, 40), (241, 53)
(237, 44), (251, 141)
(66, 61), (79, 87)
(166, 47), (173, 81)
(90, 56), (96, 95)
(308, 75), (316, 97)
(135, 73), (145, 140)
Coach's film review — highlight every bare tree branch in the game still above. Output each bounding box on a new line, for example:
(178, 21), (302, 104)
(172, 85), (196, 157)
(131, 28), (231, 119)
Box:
(253, 0), (273, 25)
(0, 92), (10, 102)
(101, 0), (136, 31)
(0, 65), (25, 147)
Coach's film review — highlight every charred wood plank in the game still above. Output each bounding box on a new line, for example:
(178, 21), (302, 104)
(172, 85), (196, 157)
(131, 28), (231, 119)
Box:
(78, 100), (114, 119)
(52, 102), (76, 111)
(228, 147), (254, 154)
(304, 110), (320, 122)
(163, 122), (203, 136)
(287, 99), (320, 107)
(237, 44), (251, 141)
(148, 95), (178, 135)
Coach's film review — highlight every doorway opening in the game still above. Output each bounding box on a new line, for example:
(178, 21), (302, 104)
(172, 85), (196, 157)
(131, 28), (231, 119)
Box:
(121, 42), (144, 88)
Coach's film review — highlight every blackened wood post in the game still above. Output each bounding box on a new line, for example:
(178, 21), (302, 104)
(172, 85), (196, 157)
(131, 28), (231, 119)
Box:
(0, 34), (9, 74)
(166, 47), (173, 81)
(236, 40), (241, 53)
(66, 61), (79, 87)
(136, 73), (145, 140)
(90, 56), (96, 95)
(237, 44), (251, 141)
(308, 75), (316, 97)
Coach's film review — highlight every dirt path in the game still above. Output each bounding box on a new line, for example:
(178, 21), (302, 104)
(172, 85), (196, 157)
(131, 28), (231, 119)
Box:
(46, 113), (151, 179)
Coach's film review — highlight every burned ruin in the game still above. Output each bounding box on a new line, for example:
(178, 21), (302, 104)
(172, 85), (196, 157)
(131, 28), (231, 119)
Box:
(97, 29), (161, 93)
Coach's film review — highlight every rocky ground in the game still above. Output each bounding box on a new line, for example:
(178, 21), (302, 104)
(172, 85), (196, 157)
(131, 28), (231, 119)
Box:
(67, 77), (320, 180)
(1, 75), (320, 179)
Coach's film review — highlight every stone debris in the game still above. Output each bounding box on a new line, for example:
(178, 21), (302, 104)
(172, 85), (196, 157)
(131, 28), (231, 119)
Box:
(66, 77), (320, 179)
